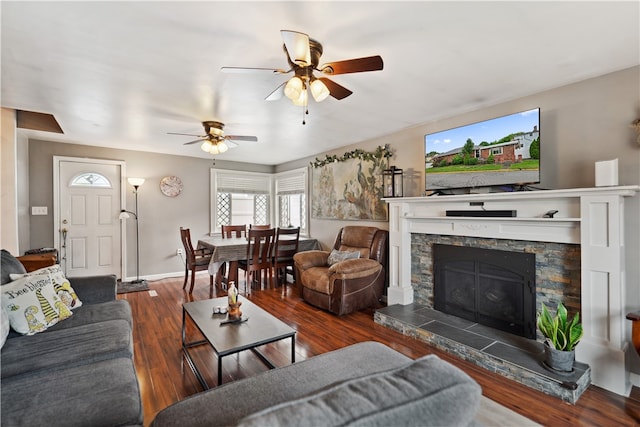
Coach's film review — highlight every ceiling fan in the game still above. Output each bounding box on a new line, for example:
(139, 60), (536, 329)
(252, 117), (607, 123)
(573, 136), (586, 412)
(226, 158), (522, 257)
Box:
(221, 30), (383, 108)
(168, 121), (258, 155)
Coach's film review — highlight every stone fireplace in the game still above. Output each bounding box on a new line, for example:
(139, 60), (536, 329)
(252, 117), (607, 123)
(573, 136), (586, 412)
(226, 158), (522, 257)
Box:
(382, 186), (640, 397)
(414, 235), (580, 340)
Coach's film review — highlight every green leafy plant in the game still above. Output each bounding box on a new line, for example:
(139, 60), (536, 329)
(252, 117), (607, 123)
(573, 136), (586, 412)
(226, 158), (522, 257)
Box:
(537, 302), (583, 351)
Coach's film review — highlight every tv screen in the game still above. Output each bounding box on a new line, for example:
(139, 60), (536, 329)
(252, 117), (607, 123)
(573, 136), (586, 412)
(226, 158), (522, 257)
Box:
(425, 108), (540, 192)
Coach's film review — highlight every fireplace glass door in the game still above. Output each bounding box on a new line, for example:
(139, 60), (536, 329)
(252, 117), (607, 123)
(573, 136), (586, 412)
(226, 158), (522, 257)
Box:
(433, 244), (536, 339)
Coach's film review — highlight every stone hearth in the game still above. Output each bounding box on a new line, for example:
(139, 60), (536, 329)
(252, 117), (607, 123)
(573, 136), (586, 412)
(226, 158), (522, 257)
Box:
(375, 303), (591, 403)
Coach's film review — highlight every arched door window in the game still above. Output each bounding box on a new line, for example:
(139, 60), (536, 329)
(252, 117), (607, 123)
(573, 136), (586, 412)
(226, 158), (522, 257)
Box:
(70, 172), (112, 188)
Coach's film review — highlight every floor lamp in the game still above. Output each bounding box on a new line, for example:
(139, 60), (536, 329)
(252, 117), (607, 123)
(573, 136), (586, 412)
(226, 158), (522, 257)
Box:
(119, 178), (145, 285)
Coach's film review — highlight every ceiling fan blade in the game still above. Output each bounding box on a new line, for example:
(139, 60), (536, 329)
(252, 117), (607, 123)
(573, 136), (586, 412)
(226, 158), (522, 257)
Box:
(226, 135), (258, 142)
(183, 138), (207, 145)
(225, 140), (239, 149)
(320, 55), (384, 75)
(221, 66), (288, 74)
(281, 30), (311, 66)
(318, 77), (353, 100)
(168, 132), (206, 137)
(265, 81), (286, 101)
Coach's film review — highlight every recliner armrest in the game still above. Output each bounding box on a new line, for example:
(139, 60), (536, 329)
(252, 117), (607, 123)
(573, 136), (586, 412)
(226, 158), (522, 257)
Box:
(328, 258), (381, 276)
(293, 250), (329, 270)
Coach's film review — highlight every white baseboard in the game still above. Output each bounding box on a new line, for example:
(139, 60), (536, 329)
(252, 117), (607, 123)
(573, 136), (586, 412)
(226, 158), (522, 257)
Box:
(121, 271), (185, 283)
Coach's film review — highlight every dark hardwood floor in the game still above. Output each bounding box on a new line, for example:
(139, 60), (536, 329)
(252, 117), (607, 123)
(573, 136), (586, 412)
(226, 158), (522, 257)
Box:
(118, 273), (640, 426)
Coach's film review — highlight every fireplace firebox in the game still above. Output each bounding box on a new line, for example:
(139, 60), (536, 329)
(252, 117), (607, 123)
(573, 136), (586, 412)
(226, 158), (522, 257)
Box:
(433, 244), (536, 339)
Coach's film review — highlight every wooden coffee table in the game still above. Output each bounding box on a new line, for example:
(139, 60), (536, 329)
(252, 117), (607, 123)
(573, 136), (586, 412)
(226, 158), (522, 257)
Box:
(182, 296), (296, 389)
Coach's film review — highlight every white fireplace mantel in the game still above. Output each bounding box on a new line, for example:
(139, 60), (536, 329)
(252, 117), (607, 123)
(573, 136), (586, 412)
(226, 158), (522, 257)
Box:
(384, 185), (640, 396)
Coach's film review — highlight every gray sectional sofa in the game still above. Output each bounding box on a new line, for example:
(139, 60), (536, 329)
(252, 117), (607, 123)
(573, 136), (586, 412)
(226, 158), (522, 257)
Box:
(1, 249), (143, 427)
(151, 341), (482, 427)
(2, 248), (481, 426)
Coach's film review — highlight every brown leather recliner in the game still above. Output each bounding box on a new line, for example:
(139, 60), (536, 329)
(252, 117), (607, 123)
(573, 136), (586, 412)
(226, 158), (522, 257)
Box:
(293, 226), (388, 315)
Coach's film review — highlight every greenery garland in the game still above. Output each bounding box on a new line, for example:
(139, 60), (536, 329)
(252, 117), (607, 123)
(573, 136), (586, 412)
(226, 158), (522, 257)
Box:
(310, 144), (392, 168)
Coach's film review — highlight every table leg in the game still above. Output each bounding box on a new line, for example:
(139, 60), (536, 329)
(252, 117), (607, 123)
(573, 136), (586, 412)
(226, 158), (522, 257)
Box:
(218, 357), (223, 386)
(291, 335), (296, 363)
(182, 307), (211, 390)
(228, 261), (238, 286)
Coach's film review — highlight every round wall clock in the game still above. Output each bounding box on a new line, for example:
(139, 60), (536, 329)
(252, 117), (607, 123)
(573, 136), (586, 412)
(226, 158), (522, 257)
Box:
(160, 175), (183, 197)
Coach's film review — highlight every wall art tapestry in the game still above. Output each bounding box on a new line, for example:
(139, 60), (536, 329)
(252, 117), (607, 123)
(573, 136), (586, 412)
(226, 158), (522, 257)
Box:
(311, 146), (391, 221)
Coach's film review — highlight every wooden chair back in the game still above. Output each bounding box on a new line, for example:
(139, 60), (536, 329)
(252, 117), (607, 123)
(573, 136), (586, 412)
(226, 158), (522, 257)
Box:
(179, 227), (214, 293)
(273, 227), (300, 286)
(245, 228), (275, 269)
(240, 228), (276, 291)
(274, 227), (300, 261)
(221, 224), (246, 238)
(180, 227), (196, 263)
(249, 224), (271, 230)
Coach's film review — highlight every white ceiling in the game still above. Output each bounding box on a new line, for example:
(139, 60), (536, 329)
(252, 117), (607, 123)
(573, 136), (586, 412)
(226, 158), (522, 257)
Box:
(2, 1), (638, 166)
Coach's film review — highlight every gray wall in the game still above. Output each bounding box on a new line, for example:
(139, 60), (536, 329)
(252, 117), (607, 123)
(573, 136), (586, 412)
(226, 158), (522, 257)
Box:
(25, 141), (272, 279)
(22, 66), (640, 283)
(280, 66), (640, 258)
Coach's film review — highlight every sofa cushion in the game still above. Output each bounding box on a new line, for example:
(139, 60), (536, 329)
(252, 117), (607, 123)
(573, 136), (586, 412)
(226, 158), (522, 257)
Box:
(1, 318), (132, 379)
(1, 249), (27, 285)
(44, 299), (132, 332)
(151, 341), (412, 427)
(1, 273), (71, 335)
(327, 249), (360, 266)
(1, 357), (143, 427)
(300, 266), (331, 294)
(11, 264), (82, 310)
(237, 354), (481, 427)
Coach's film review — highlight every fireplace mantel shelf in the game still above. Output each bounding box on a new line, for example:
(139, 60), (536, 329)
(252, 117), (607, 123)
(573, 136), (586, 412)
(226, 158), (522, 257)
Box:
(385, 185), (640, 203)
(403, 215), (581, 222)
(384, 185), (640, 397)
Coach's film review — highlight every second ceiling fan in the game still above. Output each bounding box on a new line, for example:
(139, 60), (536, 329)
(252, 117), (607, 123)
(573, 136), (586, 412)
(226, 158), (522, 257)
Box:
(222, 30), (384, 107)
(168, 121), (257, 155)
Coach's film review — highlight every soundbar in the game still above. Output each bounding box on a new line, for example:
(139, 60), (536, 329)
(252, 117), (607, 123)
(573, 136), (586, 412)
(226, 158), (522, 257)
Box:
(445, 210), (517, 218)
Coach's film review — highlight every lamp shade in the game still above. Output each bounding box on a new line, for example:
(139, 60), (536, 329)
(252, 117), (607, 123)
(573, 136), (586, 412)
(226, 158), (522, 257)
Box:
(218, 141), (229, 153)
(292, 88), (308, 106)
(284, 77), (303, 101)
(128, 178), (145, 187)
(310, 78), (330, 102)
(119, 210), (131, 220)
(201, 140), (213, 153)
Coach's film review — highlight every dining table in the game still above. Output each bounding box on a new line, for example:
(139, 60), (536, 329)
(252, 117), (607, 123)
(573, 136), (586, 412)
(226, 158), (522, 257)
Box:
(197, 234), (321, 288)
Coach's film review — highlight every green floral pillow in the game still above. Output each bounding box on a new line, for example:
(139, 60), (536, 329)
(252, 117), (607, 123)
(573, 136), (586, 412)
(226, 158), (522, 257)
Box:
(1, 274), (72, 335)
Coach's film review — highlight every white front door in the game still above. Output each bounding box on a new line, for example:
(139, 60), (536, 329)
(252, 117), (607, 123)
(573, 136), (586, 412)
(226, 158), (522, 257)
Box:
(55, 157), (124, 277)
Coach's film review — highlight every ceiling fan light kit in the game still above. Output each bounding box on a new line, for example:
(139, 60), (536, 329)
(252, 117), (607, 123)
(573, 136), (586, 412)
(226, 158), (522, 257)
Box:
(201, 139), (228, 154)
(222, 30), (383, 122)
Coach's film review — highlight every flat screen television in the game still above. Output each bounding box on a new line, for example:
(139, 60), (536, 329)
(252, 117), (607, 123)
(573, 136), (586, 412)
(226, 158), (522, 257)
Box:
(425, 108), (540, 192)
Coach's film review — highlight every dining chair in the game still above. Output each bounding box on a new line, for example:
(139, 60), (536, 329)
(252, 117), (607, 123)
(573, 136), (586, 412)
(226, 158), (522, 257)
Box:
(249, 224), (271, 230)
(221, 224), (247, 238)
(272, 227), (300, 287)
(238, 228), (275, 294)
(179, 227), (214, 294)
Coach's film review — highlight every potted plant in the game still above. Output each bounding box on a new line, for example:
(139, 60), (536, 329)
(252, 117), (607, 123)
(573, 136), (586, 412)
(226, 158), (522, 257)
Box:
(537, 302), (583, 372)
